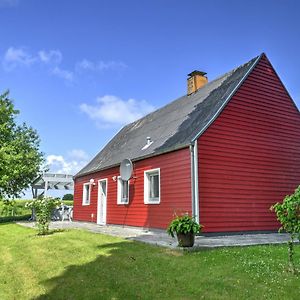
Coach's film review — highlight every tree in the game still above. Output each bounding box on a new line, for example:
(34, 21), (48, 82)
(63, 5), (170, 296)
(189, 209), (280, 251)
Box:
(0, 91), (44, 199)
(62, 193), (73, 200)
(271, 186), (300, 274)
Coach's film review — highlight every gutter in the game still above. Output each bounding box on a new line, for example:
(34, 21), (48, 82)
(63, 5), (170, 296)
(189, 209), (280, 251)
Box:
(190, 140), (199, 224)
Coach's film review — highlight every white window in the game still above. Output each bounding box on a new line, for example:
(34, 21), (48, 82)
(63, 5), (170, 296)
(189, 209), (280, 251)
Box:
(117, 177), (129, 204)
(144, 168), (160, 204)
(82, 183), (91, 205)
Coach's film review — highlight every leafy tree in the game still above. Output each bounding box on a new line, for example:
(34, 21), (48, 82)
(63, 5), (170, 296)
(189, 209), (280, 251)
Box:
(271, 186), (300, 274)
(0, 91), (43, 199)
(62, 193), (73, 200)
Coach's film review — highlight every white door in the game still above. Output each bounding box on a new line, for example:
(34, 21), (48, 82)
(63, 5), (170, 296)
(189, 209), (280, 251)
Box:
(97, 179), (107, 225)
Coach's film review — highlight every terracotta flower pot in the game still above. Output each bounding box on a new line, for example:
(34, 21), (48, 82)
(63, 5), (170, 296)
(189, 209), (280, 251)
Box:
(176, 232), (195, 247)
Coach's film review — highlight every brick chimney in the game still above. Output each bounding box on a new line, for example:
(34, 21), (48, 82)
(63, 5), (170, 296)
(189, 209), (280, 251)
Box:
(187, 70), (208, 95)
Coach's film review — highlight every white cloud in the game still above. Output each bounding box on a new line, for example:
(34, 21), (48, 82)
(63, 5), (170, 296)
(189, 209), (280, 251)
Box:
(76, 59), (94, 71)
(38, 50), (62, 64)
(76, 59), (127, 72)
(80, 95), (155, 127)
(46, 149), (89, 174)
(52, 66), (74, 82)
(2, 47), (63, 71)
(2, 47), (127, 82)
(3, 47), (36, 70)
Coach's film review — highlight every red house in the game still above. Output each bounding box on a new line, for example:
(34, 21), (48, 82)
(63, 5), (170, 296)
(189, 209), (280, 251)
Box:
(74, 53), (300, 233)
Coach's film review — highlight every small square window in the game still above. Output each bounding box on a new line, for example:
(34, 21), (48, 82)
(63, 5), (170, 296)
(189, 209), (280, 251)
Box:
(82, 183), (91, 205)
(117, 177), (129, 204)
(144, 168), (160, 204)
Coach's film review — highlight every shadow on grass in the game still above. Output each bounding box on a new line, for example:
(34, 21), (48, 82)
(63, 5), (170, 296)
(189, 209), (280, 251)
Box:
(35, 241), (181, 300)
(38, 229), (67, 236)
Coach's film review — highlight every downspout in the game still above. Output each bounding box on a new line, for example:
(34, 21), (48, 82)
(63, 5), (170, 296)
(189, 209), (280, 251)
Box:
(190, 143), (195, 218)
(190, 141), (200, 224)
(193, 140), (199, 224)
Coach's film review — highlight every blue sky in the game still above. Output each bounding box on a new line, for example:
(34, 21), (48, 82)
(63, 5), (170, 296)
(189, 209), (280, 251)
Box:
(1, 0), (300, 180)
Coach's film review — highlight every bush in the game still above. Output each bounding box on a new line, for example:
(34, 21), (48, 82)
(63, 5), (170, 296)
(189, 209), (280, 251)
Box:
(26, 197), (61, 235)
(0, 214), (31, 223)
(271, 185), (300, 274)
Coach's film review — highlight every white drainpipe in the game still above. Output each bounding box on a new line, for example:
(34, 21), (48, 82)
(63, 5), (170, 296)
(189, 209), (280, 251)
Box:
(193, 140), (199, 223)
(190, 140), (200, 224)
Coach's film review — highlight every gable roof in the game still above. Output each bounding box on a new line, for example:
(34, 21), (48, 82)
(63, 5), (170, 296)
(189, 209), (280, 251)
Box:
(76, 54), (262, 177)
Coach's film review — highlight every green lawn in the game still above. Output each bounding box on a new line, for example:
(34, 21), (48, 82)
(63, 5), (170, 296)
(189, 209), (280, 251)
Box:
(0, 224), (299, 299)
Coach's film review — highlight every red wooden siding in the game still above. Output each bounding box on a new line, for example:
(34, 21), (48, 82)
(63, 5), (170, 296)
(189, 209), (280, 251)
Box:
(74, 148), (192, 229)
(198, 55), (300, 232)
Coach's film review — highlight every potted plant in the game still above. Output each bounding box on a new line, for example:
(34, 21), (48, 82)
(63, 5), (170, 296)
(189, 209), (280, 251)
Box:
(167, 213), (202, 247)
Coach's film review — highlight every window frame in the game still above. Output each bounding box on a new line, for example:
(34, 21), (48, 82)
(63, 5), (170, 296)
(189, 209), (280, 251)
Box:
(82, 182), (91, 206)
(117, 176), (130, 205)
(144, 168), (161, 204)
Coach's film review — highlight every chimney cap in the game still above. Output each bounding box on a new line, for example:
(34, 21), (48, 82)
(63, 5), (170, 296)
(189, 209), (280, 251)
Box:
(188, 70), (207, 77)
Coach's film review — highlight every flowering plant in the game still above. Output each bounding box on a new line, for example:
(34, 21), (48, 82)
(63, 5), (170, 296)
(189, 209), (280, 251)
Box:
(26, 197), (61, 235)
(271, 185), (300, 274)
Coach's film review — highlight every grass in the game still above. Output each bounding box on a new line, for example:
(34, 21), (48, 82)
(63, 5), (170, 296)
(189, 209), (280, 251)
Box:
(0, 224), (300, 299)
(61, 200), (73, 206)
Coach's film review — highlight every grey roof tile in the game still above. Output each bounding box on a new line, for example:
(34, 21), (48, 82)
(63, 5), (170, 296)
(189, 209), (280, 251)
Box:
(76, 54), (261, 177)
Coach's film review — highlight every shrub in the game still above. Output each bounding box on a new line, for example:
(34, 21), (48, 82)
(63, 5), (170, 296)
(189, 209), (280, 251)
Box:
(0, 214), (31, 223)
(26, 197), (61, 235)
(271, 185), (300, 274)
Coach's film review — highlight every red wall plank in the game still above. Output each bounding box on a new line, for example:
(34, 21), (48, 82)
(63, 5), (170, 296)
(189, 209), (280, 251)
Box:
(198, 55), (300, 232)
(73, 148), (192, 229)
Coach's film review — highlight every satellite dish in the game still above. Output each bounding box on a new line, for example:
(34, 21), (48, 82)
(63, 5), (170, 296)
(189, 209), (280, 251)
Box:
(120, 159), (133, 181)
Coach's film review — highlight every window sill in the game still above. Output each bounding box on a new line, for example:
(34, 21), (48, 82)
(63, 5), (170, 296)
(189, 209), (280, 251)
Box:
(144, 199), (160, 205)
(117, 202), (129, 205)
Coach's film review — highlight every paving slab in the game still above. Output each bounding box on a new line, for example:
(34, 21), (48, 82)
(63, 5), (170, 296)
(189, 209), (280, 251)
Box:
(17, 221), (297, 250)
